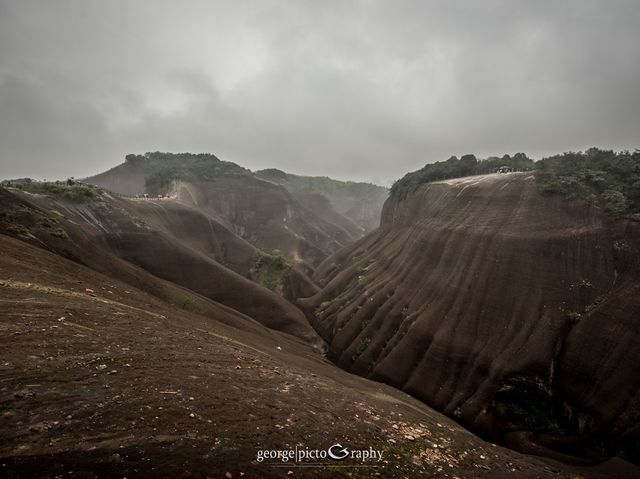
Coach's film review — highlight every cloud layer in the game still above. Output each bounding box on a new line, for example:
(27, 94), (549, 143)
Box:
(1, 0), (639, 184)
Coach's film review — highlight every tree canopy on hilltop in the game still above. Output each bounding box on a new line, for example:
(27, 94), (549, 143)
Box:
(390, 153), (534, 197)
(535, 148), (640, 216)
(121, 152), (251, 191)
(255, 168), (388, 201)
(390, 148), (640, 216)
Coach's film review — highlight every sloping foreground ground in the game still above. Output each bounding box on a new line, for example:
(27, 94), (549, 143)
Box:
(302, 173), (640, 465)
(0, 234), (608, 478)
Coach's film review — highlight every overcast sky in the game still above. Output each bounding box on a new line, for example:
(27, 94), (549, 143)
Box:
(1, 1), (639, 185)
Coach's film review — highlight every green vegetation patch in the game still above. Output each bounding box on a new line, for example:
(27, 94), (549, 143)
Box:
(13, 180), (102, 202)
(255, 168), (388, 202)
(535, 148), (640, 216)
(178, 294), (197, 311)
(119, 152), (251, 192)
(352, 337), (372, 361)
(6, 223), (29, 236)
(50, 227), (69, 240)
(566, 311), (583, 324)
(390, 153), (534, 198)
(314, 300), (332, 317)
(249, 249), (291, 292)
(493, 378), (580, 435)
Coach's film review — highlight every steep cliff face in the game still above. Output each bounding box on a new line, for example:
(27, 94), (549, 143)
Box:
(294, 192), (364, 240)
(255, 168), (388, 233)
(171, 177), (357, 274)
(301, 173), (640, 462)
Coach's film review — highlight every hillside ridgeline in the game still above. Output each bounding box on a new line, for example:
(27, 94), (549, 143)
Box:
(85, 153), (363, 274)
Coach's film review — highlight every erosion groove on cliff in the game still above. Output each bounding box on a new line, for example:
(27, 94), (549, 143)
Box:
(301, 173), (640, 464)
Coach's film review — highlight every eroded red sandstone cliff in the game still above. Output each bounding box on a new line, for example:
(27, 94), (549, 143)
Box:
(301, 173), (640, 462)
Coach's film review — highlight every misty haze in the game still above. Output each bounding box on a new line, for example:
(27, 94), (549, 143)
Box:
(1, 1), (640, 478)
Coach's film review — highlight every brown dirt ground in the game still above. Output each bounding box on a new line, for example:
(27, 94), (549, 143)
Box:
(0, 234), (616, 479)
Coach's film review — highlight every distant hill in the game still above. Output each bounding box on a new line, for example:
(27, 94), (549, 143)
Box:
(390, 148), (640, 217)
(84, 152), (363, 274)
(84, 152), (251, 196)
(255, 168), (388, 232)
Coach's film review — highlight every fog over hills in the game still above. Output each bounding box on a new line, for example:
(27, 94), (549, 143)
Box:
(1, 1), (640, 478)
(1, 1), (640, 183)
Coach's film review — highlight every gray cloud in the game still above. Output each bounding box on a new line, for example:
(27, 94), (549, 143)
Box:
(1, 0), (639, 185)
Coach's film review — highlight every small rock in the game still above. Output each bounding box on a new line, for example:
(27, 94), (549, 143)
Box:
(405, 434), (415, 441)
(96, 364), (107, 370)
(276, 346), (282, 351)
(225, 473), (232, 479)
(108, 370), (118, 375)
(189, 413), (195, 418)
(14, 389), (34, 400)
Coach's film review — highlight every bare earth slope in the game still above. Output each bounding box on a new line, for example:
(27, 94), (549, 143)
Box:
(301, 173), (640, 464)
(0, 188), (320, 345)
(0, 233), (606, 478)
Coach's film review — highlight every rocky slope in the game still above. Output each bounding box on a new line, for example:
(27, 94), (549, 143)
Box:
(2, 173), (639, 477)
(1, 226), (612, 478)
(0, 187), (320, 345)
(301, 173), (640, 464)
(85, 153), (361, 274)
